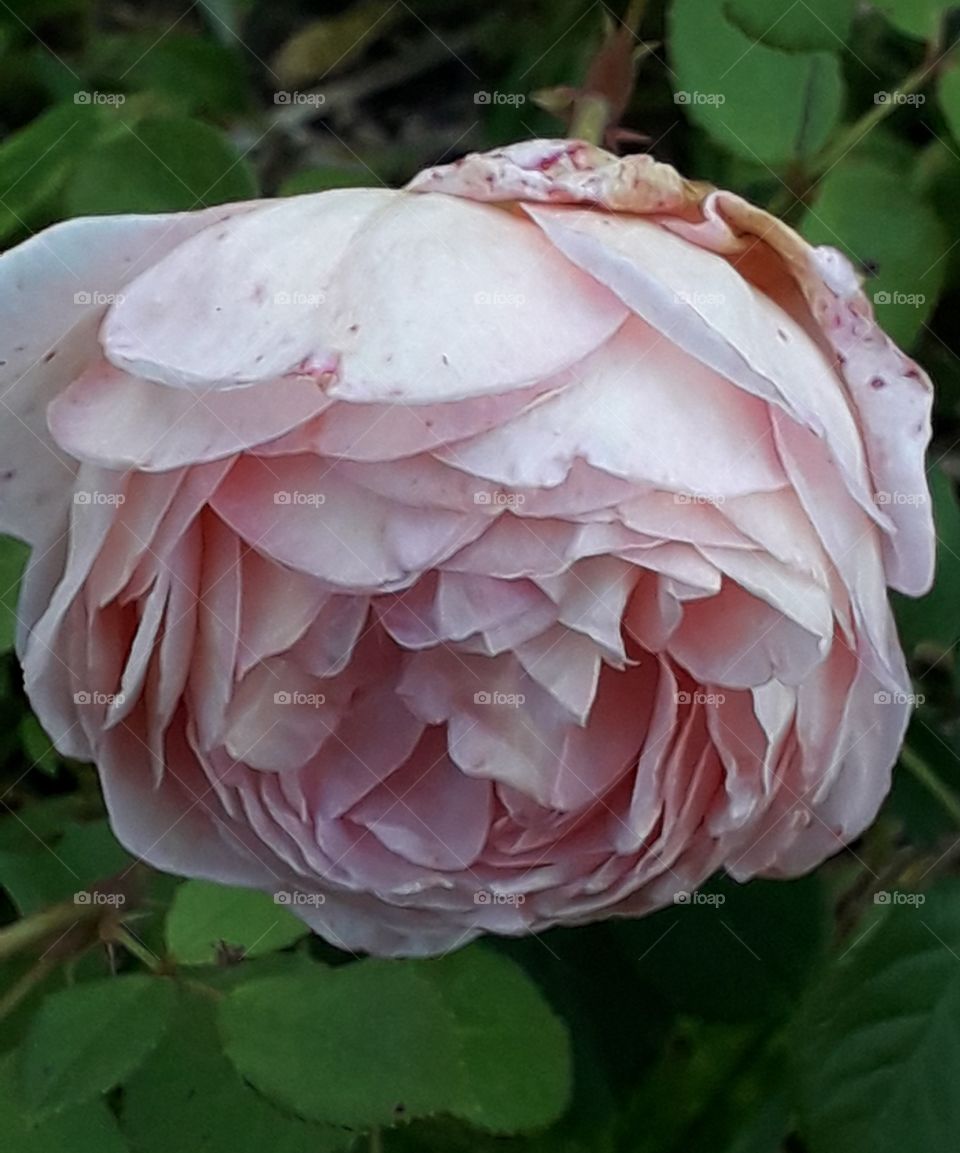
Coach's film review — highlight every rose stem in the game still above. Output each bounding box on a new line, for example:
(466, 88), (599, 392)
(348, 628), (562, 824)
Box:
(900, 742), (960, 831)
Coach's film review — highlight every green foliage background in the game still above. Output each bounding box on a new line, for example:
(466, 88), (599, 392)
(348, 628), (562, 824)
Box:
(3, 1), (960, 1150)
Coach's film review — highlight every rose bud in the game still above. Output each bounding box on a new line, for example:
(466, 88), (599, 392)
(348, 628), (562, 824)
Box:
(0, 139), (933, 956)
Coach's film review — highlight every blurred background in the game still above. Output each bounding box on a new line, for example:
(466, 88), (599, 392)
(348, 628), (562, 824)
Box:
(3, 2), (960, 1152)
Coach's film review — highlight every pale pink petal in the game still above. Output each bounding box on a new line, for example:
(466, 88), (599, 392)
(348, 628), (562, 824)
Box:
(48, 358), (332, 470)
(440, 317), (786, 498)
(212, 455), (487, 591)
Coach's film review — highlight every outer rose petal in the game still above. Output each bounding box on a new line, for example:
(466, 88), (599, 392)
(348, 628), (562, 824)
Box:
(48, 359), (334, 471)
(102, 188), (629, 401)
(0, 206), (253, 648)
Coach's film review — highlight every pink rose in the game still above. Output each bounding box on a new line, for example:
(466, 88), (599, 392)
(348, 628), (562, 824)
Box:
(0, 140), (933, 956)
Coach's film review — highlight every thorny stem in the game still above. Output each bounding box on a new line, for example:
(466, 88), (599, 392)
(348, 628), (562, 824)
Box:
(568, 93), (610, 146)
(0, 901), (88, 963)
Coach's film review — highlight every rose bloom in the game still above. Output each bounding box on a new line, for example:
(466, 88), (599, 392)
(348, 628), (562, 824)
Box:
(0, 140), (933, 956)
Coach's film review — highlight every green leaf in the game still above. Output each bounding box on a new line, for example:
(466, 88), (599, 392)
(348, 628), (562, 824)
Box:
(424, 945), (573, 1132)
(92, 34), (249, 118)
(20, 975), (176, 1117)
(279, 166), (384, 195)
(801, 158), (948, 347)
(0, 534), (29, 654)
(873, 0), (951, 40)
(18, 714), (60, 777)
(64, 116), (257, 215)
(121, 994), (353, 1153)
(725, 0), (856, 51)
(795, 879), (960, 1153)
(669, 0), (843, 166)
(613, 873), (829, 1022)
(0, 817), (133, 914)
(0, 1053), (127, 1153)
(218, 946), (572, 1132)
(893, 464), (960, 651)
(165, 880), (308, 965)
(0, 102), (106, 243)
